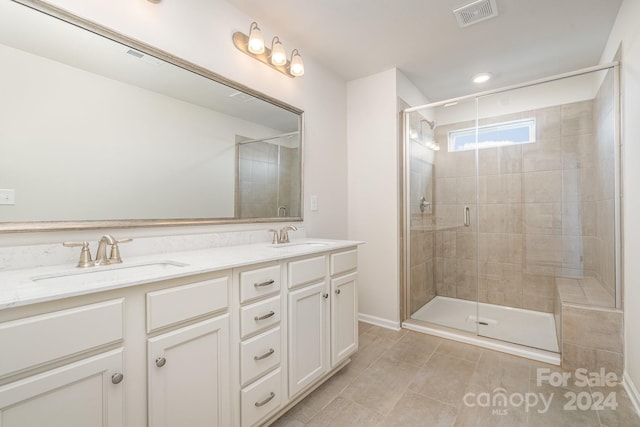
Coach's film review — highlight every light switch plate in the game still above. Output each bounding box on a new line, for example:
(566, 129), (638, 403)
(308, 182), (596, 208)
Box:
(0, 189), (15, 205)
(310, 195), (318, 211)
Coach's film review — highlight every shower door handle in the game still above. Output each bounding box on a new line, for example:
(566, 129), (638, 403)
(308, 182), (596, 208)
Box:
(463, 206), (471, 227)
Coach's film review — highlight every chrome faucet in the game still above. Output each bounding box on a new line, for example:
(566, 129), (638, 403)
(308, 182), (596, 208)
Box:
(269, 225), (298, 244)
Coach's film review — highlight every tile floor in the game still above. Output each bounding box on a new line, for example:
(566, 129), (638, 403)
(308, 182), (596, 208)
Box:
(269, 323), (640, 427)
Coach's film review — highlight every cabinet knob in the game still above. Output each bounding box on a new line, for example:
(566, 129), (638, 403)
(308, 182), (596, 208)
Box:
(155, 357), (167, 368)
(335, 289), (341, 295)
(111, 373), (124, 384)
(323, 293), (329, 299)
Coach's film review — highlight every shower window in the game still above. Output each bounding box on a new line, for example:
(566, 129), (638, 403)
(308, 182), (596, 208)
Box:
(448, 117), (536, 152)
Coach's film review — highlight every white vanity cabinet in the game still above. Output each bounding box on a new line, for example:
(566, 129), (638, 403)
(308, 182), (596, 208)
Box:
(287, 256), (330, 398)
(0, 300), (126, 427)
(329, 250), (358, 367)
(0, 240), (360, 427)
(147, 315), (230, 427)
(146, 275), (231, 427)
(286, 249), (358, 401)
(234, 262), (284, 427)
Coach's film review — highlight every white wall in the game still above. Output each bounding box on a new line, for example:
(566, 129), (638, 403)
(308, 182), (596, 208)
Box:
(347, 68), (429, 328)
(0, 0), (347, 244)
(600, 0), (640, 410)
(347, 69), (399, 327)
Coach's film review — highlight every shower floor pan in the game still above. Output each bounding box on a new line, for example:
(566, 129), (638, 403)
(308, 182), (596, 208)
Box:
(411, 296), (559, 353)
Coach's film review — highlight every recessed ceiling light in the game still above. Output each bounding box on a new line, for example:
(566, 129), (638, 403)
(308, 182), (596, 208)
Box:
(472, 72), (493, 83)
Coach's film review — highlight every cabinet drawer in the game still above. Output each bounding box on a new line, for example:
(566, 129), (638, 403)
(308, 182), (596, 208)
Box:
(240, 296), (281, 338)
(240, 265), (281, 303)
(0, 299), (123, 377)
(241, 367), (282, 427)
(288, 256), (326, 288)
(146, 276), (228, 333)
(240, 327), (281, 386)
(330, 249), (357, 276)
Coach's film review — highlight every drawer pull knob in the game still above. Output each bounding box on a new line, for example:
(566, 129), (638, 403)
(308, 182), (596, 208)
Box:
(111, 373), (124, 384)
(323, 293), (329, 299)
(254, 310), (275, 321)
(254, 279), (275, 288)
(255, 392), (276, 407)
(254, 348), (275, 361)
(155, 357), (167, 368)
(335, 289), (341, 295)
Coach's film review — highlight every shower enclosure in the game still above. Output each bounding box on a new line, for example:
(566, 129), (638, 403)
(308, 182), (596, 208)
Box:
(402, 64), (620, 360)
(236, 132), (301, 218)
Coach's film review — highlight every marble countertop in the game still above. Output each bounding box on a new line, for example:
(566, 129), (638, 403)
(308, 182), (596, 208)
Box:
(0, 239), (362, 310)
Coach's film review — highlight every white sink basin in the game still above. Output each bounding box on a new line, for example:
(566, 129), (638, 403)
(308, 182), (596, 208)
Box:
(270, 242), (332, 249)
(31, 260), (188, 286)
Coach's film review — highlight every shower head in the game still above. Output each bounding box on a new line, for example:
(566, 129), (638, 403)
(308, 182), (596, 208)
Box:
(421, 118), (435, 130)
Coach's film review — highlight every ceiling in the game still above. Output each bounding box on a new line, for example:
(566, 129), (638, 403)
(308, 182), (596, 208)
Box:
(225, 0), (623, 102)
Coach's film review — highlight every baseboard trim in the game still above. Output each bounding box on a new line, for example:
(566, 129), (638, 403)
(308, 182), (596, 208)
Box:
(358, 313), (401, 331)
(623, 371), (640, 417)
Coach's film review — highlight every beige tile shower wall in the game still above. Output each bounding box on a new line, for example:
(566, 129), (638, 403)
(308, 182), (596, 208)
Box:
(237, 141), (279, 217)
(594, 70), (616, 299)
(410, 229), (436, 314)
(409, 137), (437, 315)
(561, 304), (623, 376)
(237, 143), (300, 218)
(432, 100), (600, 313)
(277, 146), (301, 217)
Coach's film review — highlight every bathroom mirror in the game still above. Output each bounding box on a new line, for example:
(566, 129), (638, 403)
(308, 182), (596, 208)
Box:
(0, 0), (303, 232)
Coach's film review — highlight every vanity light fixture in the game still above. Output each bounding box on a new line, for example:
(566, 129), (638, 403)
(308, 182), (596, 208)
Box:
(233, 22), (304, 78)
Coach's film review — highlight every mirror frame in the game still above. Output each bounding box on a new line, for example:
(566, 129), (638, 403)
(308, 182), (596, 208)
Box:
(1, 0), (305, 233)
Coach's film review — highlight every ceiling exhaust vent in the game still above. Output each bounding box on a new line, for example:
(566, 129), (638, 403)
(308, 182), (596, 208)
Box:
(453, 0), (498, 28)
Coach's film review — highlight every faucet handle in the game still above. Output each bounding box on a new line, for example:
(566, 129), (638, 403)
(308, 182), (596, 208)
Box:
(63, 241), (94, 268)
(268, 229), (279, 245)
(109, 238), (133, 264)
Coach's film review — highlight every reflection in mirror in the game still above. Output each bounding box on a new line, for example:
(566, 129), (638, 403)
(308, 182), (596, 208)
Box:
(0, 0), (303, 230)
(236, 133), (301, 218)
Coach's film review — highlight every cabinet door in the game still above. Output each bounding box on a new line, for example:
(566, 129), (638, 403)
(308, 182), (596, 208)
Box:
(0, 348), (124, 427)
(288, 281), (329, 397)
(148, 315), (230, 427)
(331, 272), (358, 367)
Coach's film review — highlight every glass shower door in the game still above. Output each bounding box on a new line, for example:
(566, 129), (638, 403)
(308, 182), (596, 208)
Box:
(405, 98), (480, 335)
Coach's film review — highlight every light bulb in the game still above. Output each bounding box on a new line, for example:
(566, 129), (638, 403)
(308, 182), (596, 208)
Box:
(247, 22), (265, 54)
(289, 49), (304, 76)
(270, 37), (287, 66)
